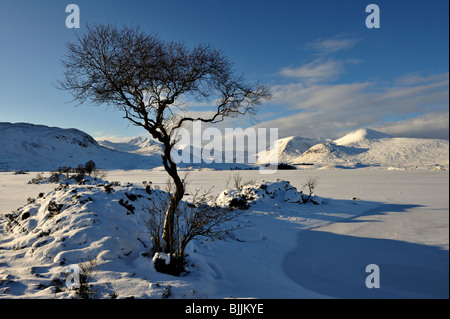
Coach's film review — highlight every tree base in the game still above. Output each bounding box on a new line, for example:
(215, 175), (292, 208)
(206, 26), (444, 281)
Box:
(153, 255), (185, 276)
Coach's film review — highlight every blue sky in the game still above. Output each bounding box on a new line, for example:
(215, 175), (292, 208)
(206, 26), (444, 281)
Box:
(0, 0), (448, 140)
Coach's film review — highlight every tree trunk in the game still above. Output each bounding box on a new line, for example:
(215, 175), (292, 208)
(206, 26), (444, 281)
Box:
(160, 144), (185, 254)
(161, 175), (184, 254)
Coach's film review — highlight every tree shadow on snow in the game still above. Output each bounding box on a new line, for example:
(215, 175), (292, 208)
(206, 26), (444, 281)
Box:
(301, 199), (422, 225)
(282, 202), (449, 299)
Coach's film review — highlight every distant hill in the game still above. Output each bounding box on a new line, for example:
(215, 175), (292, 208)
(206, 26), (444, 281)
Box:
(1, 123), (447, 171)
(0, 122), (159, 171)
(334, 128), (391, 146)
(0, 122), (252, 172)
(292, 128), (449, 170)
(98, 136), (164, 156)
(98, 135), (254, 170)
(257, 136), (327, 164)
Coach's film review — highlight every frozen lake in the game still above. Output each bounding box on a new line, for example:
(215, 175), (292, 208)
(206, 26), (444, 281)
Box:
(1, 168), (448, 298)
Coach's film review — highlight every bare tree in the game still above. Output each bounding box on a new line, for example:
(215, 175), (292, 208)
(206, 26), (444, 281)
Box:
(85, 160), (96, 176)
(57, 24), (271, 262)
(302, 177), (318, 203)
(145, 182), (244, 275)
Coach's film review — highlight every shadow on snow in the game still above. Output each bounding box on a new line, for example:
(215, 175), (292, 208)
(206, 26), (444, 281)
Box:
(282, 203), (449, 299)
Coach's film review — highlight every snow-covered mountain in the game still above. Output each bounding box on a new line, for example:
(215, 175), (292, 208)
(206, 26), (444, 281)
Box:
(2, 123), (448, 171)
(0, 123), (253, 171)
(0, 122), (160, 171)
(292, 128), (449, 170)
(97, 136), (163, 156)
(334, 128), (391, 146)
(98, 136), (257, 168)
(257, 136), (327, 164)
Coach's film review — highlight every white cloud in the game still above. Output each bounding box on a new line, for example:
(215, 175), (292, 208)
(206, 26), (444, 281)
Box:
(373, 111), (449, 139)
(272, 81), (371, 111)
(279, 59), (344, 82)
(305, 35), (359, 54)
(395, 72), (449, 86)
(257, 70), (449, 139)
(243, 36), (448, 140)
(253, 111), (358, 139)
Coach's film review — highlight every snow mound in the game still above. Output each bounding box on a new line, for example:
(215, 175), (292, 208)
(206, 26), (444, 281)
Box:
(0, 182), (179, 298)
(3, 184), (160, 266)
(215, 180), (323, 210)
(27, 173), (120, 186)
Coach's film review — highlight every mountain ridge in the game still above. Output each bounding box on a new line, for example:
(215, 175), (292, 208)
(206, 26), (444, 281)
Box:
(257, 135), (327, 164)
(1, 123), (448, 171)
(334, 128), (392, 146)
(97, 136), (163, 156)
(292, 128), (449, 169)
(0, 122), (160, 171)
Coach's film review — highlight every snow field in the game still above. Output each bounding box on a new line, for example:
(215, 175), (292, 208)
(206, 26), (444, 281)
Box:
(0, 168), (448, 298)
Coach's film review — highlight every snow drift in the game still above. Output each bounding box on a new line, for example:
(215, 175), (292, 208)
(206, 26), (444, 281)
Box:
(216, 180), (323, 209)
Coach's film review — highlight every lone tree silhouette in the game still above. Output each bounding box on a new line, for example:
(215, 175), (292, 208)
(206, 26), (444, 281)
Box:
(58, 24), (271, 271)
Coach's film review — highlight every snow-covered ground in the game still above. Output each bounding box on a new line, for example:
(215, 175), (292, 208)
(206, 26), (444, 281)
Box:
(0, 168), (448, 299)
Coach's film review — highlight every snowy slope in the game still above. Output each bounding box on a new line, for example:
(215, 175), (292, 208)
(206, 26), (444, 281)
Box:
(0, 122), (256, 172)
(98, 135), (255, 169)
(334, 128), (391, 146)
(0, 122), (160, 171)
(292, 128), (449, 170)
(257, 136), (326, 164)
(98, 137), (163, 156)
